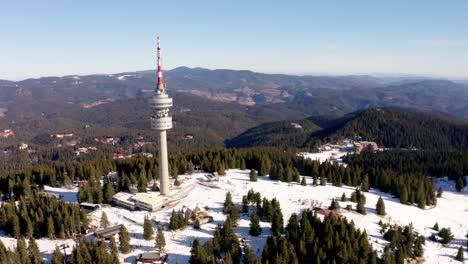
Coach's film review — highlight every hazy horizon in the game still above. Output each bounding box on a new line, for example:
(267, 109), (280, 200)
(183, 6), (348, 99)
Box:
(3, 65), (467, 83)
(2, 1), (468, 80)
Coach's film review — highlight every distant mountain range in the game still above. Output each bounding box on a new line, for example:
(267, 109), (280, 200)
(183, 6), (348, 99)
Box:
(0, 67), (467, 149)
(1, 67), (467, 117)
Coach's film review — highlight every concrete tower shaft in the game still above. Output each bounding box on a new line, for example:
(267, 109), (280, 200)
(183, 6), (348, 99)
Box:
(150, 36), (172, 195)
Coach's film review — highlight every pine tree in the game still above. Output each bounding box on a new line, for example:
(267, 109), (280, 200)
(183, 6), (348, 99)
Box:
(189, 239), (205, 264)
(102, 180), (115, 204)
(455, 246), (464, 262)
(285, 213), (300, 245)
(187, 161), (195, 175)
(312, 175), (318, 186)
(217, 164), (226, 176)
(51, 246), (65, 264)
(28, 237), (42, 264)
(329, 199), (340, 210)
(271, 210), (284, 236)
(224, 192), (234, 213)
(341, 192), (346, 202)
(229, 205), (240, 224)
(417, 183), (426, 209)
(47, 216), (55, 239)
(320, 174), (326, 186)
(249, 212), (262, 236)
(143, 216), (154, 240)
(152, 182), (159, 192)
(194, 218), (201, 230)
(0, 240), (9, 263)
(456, 177), (464, 192)
(240, 159), (246, 170)
(249, 169), (257, 182)
(110, 237), (120, 263)
(16, 238), (29, 264)
(119, 225), (131, 253)
(137, 172), (147, 192)
(174, 175), (181, 186)
(221, 216), (241, 262)
(242, 196), (249, 213)
(301, 176), (307, 186)
(351, 190), (358, 202)
(433, 222), (439, 231)
(376, 196), (386, 216)
(243, 247), (261, 264)
(400, 186), (408, 204)
(100, 212), (109, 228)
(155, 227), (166, 251)
(357, 196), (367, 215)
(169, 210), (178, 230)
(362, 174), (370, 192)
(225, 252), (233, 264)
(438, 228), (454, 244)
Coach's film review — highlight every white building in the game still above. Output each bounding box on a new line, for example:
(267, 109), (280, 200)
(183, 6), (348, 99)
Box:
(132, 192), (167, 211)
(112, 192), (135, 210)
(112, 192), (167, 212)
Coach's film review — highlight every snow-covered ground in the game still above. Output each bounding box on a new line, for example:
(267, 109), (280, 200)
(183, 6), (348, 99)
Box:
(299, 149), (349, 166)
(1, 170), (467, 263)
(43, 185), (78, 203)
(116, 74), (134, 81)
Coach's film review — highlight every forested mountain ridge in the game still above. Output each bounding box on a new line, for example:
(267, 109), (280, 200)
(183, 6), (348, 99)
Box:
(1, 67), (467, 119)
(227, 108), (468, 150)
(1, 68), (467, 152)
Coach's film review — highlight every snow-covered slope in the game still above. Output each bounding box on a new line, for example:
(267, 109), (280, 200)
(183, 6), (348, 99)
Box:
(1, 170), (466, 263)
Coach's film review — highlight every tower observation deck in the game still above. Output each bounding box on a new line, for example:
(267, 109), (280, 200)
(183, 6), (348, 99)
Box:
(150, 36), (172, 195)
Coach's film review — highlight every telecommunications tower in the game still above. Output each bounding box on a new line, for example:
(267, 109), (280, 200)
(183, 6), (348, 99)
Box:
(150, 36), (172, 195)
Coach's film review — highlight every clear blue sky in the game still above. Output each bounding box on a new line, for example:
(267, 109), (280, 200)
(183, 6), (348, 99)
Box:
(1, 1), (468, 80)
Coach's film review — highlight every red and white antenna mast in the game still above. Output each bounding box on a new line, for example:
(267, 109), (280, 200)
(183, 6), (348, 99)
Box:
(156, 36), (165, 93)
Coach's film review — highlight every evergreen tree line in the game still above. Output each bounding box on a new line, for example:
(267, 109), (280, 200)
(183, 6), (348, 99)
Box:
(240, 189), (284, 236)
(345, 150), (468, 187)
(169, 209), (189, 231)
(262, 210), (380, 264)
(0, 189), (88, 239)
(0, 237), (43, 264)
(1, 147), (439, 210)
(381, 224), (425, 263)
(65, 238), (119, 264)
(190, 215), (243, 264)
(297, 160), (436, 208)
(223, 192), (240, 224)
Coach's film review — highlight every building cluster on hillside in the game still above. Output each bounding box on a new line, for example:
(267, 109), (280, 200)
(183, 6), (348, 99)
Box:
(112, 152), (153, 159)
(298, 139), (380, 166)
(134, 141), (152, 149)
(353, 141), (379, 153)
(317, 139), (379, 154)
(112, 192), (168, 211)
(95, 137), (121, 145)
(182, 206), (213, 225)
(74, 146), (97, 156)
(0, 129), (14, 138)
(85, 224), (168, 263)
